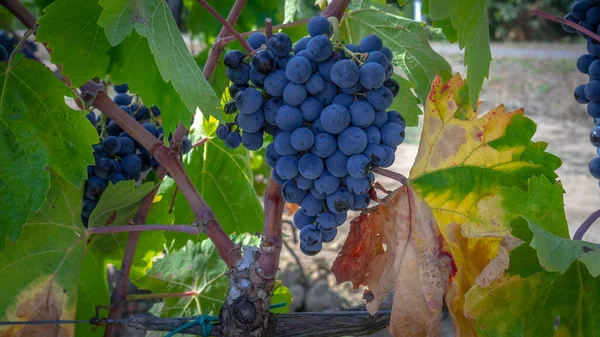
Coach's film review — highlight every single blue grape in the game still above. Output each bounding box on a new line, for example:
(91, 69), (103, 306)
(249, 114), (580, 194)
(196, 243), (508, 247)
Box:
(300, 194), (325, 216)
(387, 111), (406, 128)
(141, 122), (157, 137)
(82, 197), (98, 218)
(282, 179), (308, 203)
(314, 171), (340, 195)
(332, 93), (355, 109)
(317, 58), (336, 82)
(380, 122), (406, 147)
(247, 32), (266, 50)
(338, 127), (368, 155)
(325, 150), (349, 178)
(121, 154), (142, 176)
(276, 105), (303, 131)
(236, 87), (263, 114)
(294, 210), (315, 230)
(86, 112), (97, 125)
(589, 101), (600, 118)
(296, 50), (318, 72)
(306, 35), (333, 62)
(359, 34), (383, 52)
(583, 80), (600, 102)
(591, 126), (600, 147)
(372, 110), (389, 128)
(300, 97), (323, 122)
(263, 97), (283, 125)
(310, 186), (327, 199)
(294, 36), (311, 54)
(305, 74), (325, 95)
(315, 81), (339, 106)
(321, 104), (350, 134)
(366, 51), (391, 69)
(264, 69), (290, 96)
(117, 136), (135, 156)
(85, 176), (108, 200)
(590, 60), (600, 80)
(382, 47), (393, 62)
(224, 50), (245, 68)
(346, 175), (371, 195)
(150, 106), (161, 117)
(111, 173), (127, 185)
(102, 136), (121, 157)
(311, 132), (337, 158)
(291, 127), (315, 151)
(321, 226), (338, 243)
(298, 153), (324, 179)
(241, 131), (264, 150)
(216, 123), (231, 140)
(238, 109), (265, 133)
(352, 193), (370, 210)
(577, 54), (596, 74)
(283, 83), (307, 106)
(114, 83), (129, 94)
(315, 212), (336, 232)
(268, 33), (293, 57)
(114, 93), (131, 106)
(134, 106), (149, 121)
(572, 2), (591, 20)
(330, 59), (360, 88)
(226, 63), (250, 85)
(364, 126), (381, 144)
(589, 6), (600, 25)
(334, 212), (346, 226)
(363, 143), (387, 165)
(308, 16), (332, 37)
(590, 157), (600, 179)
(378, 144), (396, 167)
(301, 241), (323, 255)
(251, 49), (276, 74)
(563, 13), (578, 33)
(300, 226), (322, 247)
(576, 84), (591, 104)
(95, 157), (117, 179)
(347, 154), (371, 178)
(285, 56), (312, 83)
(326, 186), (354, 214)
(274, 131), (297, 155)
(295, 175), (314, 190)
(349, 101), (375, 128)
(367, 87), (394, 111)
(589, 41), (600, 56)
(120, 105), (133, 117)
(359, 62), (385, 90)
(250, 67), (267, 87)
(224, 130), (242, 148)
(384, 78), (400, 97)
(277, 155), (299, 179)
(265, 143), (281, 168)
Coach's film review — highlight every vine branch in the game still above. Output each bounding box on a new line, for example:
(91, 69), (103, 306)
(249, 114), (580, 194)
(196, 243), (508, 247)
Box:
(256, 173), (285, 279)
(531, 9), (600, 43)
(196, 0), (254, 54)
(0, 0), (36, 30)
(88, 224), (201, 235)
(372, 167), (407, 185)
(573, 209), (600, 240)
(216, 19), (310, 46)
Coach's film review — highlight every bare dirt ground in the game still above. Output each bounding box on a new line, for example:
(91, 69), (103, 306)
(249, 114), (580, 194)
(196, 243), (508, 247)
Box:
(277, 43), (599, 335)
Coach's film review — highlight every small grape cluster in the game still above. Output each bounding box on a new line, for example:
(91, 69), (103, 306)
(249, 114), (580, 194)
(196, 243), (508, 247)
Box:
(219, 16), (406, 255)
(81, 83), (192, 226)
(565, 1), (600, 180)
(0, 30), (38, 61)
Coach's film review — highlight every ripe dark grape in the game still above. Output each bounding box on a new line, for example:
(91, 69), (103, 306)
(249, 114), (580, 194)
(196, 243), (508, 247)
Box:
(308, 16), (332, 38)
(252, 50), (276, 74)
(237, 110), (264, 133)
(276, 105), (303, 131)
(241, 131), (263, 150)
(286, 56), (312, 83)
(383, 78), (400, 97)
(326, 150), (349, 178)
(235, 87), (262, 114)
(224, 130), (242, 148)
(331, 59), (360, 88)
(247, 32), (266, 50)
(585, 80), (600, 101)
(314, 171), (340, 195)
(224, 50), (245, 68)
(299, 193), (325, 216)
(291, 127), (315, 151)
(306, 35), (333, 62)
(265, 143), (281, 168)
(338, 127), (368, 155)
(359, 34), (383, 52)
(359, 62), (385, 90)
(318, 58), (336, 82)
(326, 186), (354, 214)
(282, 180), (308, 203)
(82, 198), (98, 218)
(277, 155), (300, 179)
(226, 63), (251, 85)
(274, 132), (297, 156)
(283, 83), (307, 106)
(114, 83), (129, 93)
(250, 67), (267, 87)
(268, 33), (293, 57)
(224, 100), (237, 114)
(305, 74), (325, 95)
(380, 122), (406, 147)
(321, 104), (350, 134)
(113, 93), (131, 106)
(94, 157), (117, 179)
(300, 241), (323, 256)
(349, 101), (375, 128)
(367, 87), (394, 110)
(216, 124), (231, 140)
(591, 126), (600, 147)
(121, 154), (142, 176)
(117, 136), (135, 156)
(577, 54), (596, 74)
(294, 210), (315, 230)
(264, 70), (290, 96)
(85, 176), (108, 200)
(298, 153), (324, 179)
(590, 157), (600, 179)
(315, 212), (336, 232)
(311, 133), (337, 158)
(347, 154), (371, 178)
(294, 36), (311, 54)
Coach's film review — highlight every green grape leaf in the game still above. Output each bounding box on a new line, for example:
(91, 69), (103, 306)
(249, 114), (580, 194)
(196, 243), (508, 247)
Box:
(98, 0), (222, 133)
(89, 180), (155, 227)
(529, 222), (600, 277)
(135, 235), (260, 317)
(389, 74), (421, 127)
(465, 219), (600, 337)
(36, 0), (111, 87)
(0, 173), (108, 337)
(344, 8), (452, 103)
(428, 0), (491, 108)
(0, 59), (97, 249)
(156, 119), (263, 249)
(408, 74), (565, 335)
(284, 0), (301, 23)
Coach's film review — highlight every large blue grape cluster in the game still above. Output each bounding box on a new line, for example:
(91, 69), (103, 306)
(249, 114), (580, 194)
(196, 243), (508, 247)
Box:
(0, 30), (38, 61)
(221, 16), (405, 255)
(81, 83), (192, 226)
(565, 1), (600, 180)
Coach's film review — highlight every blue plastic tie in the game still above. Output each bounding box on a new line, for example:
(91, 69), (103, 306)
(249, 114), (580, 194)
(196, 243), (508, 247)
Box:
(165, 315), (218, 337)
(270, 302), (286, 309)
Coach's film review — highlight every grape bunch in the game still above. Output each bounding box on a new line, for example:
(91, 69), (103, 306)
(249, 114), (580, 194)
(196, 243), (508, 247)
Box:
(81, 83), (192, 226)
(564, 1), (600, 181)
(219, 16), (406, 255)
(0, 30), (38, 61)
